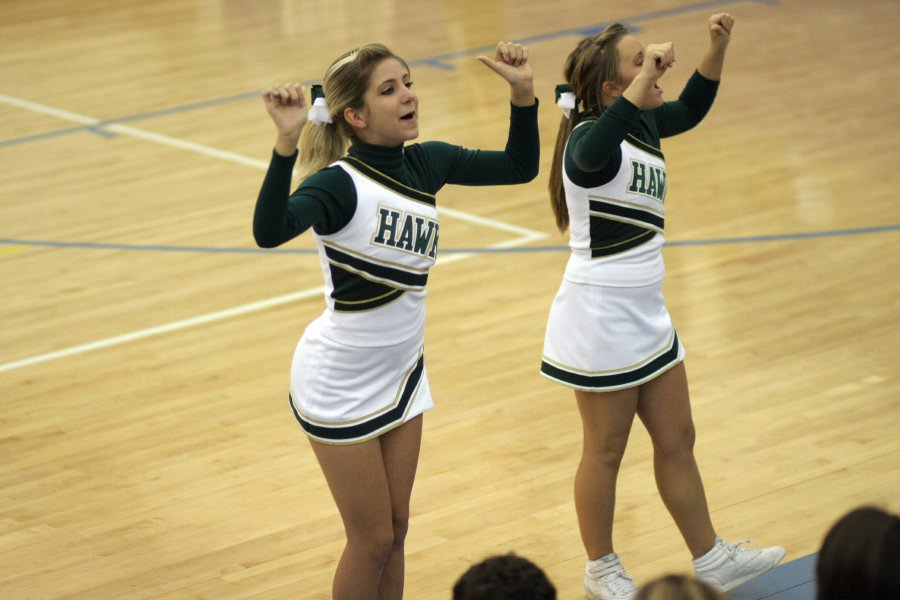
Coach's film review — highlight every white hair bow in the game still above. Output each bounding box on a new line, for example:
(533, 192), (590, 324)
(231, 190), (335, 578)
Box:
(307, 97), (332, 125)
(556, 91), (576, 119)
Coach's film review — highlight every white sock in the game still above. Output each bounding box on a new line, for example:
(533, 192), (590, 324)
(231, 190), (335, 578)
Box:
(587, 552), (623, 577)
(693, 537), (726, 570)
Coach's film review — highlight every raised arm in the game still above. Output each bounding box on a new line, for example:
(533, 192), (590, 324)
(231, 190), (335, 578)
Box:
(254, 83), (339, 248)
(261, 82), (309, 157)
(476, 41), (536, 107)
(697, 13), (734, 81)
(653, 14), (734, 138)
(420, 41), (539, 186)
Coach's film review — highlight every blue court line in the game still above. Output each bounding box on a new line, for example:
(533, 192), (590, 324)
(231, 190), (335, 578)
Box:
(1, 224), (895, 257)
(0, 0), (775, 148)
(0, 89), (302, 147)
(405, 0), (773, 68)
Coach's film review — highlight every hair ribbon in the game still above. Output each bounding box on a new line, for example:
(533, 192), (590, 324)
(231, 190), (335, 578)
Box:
(307, 84), (332, 125)
(555, 83), (576, 119)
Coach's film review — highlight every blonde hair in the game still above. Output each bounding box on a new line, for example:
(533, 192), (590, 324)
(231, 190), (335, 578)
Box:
(548, 23), (629, 233)
(634, 574), (728, 600)
(297, 43), (410, 180)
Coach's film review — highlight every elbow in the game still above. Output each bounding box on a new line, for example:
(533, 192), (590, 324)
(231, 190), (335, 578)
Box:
(253, 227), (280, 249)
(254, 237), (277, 249)
(519, 155), (540, 182)
(517, 152), (541, 183)
(520, 167), (539, 183)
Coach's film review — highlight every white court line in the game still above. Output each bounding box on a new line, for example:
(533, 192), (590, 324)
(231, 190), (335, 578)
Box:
(0, 93), (271, 170)
(0, 92), (547, 373)
(437, 205), (542, 238)
(0, 92), (99, 125)
(106, 122), (271, 170)
(1, 92), (545, 236)
(0, 230), (545, 373)
(0, 288), (324, 373)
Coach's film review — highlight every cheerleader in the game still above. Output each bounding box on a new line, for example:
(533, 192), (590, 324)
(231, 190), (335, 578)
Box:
(254, 41), (538, 599)
(541, 14), (784, 600)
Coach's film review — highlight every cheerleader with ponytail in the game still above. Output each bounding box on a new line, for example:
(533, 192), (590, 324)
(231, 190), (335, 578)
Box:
(254, 41), (539, 599)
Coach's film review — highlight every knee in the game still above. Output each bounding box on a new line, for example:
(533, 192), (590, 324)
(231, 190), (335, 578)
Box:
(349, 523), (396, 563)
(350, 508), (410, 562)
(596, 447), (628, 469)
(652, 422), (697, 458)
(391, 513), (409, 547)
(357, 514), (409, 554)
(583, 434), (630, 469)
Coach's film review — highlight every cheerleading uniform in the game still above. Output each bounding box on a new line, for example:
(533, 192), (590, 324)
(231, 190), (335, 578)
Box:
(541, 72), (719, 391)
(255, 102), (538, 443)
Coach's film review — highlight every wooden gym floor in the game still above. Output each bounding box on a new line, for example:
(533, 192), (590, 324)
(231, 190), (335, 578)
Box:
(1, 0), (898, 598)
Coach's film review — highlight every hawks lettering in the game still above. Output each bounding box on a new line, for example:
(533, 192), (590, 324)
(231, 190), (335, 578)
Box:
(373, 206), (439, 259)
(628, 159), (666, 201)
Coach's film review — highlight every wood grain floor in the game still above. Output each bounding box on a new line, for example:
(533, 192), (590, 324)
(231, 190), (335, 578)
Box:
(2, 1), (898, 598)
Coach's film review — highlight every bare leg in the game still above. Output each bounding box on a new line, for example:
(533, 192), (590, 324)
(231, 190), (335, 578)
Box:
(636, 362), (717, 557)
(309, 416), (423, 600)
(376, 416), (423, 599)
(574, 388), (639, 559)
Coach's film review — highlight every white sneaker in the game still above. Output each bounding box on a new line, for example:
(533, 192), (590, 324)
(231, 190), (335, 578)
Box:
(694, 538), (786, 591)
(584, 553), (637, 600)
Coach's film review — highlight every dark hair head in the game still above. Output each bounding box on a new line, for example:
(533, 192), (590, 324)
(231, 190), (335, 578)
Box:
(548, 23), (630, 233)
(452, 553), (556, 600)
(816, 505), (900, 600)
(563, 23), (629, 116)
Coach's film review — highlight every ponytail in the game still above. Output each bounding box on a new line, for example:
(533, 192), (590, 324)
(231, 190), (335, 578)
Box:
(297, 121), (347, 181)
(548, 24), (629, 234)
(548, 112), (577, 233)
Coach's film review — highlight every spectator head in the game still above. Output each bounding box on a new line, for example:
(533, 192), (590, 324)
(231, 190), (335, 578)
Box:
(452, 553), (556, 600)
(816, 505), (900, 600)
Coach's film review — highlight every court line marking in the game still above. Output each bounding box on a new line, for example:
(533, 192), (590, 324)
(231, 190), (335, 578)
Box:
(0, 92), (271, 169)
(0, 94), (546, 239)
(0, 94), (546, 373)
(3, 224), (898, 257)
(0, 0), (771, 372)
(0, 288), (323, 374)
(9, 219), (896, 372)
(0, 0), (772, 149)
(0, 245), (30, 256)
(0, 229), (544, 374)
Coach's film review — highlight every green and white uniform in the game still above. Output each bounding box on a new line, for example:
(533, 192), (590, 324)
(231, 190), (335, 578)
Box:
(255, 102), (538, 444)
(541, 72), (718, 391)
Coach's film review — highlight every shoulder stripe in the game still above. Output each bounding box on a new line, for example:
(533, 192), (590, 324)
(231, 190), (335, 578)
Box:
(573, 117), (598, 131)
(340, 156), (436, 206)
(625, 133), (664, 159)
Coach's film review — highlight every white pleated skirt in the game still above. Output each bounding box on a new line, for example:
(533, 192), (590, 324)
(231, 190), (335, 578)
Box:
(289, 317), (433, 445)
(540, 277), (684, 391)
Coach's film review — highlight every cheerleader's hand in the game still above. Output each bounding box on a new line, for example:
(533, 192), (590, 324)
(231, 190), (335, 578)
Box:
(477, 41), (535, 106)
(709, 13), (734, 49)
(262, 83), (308, 140)
(642, 42), (675, 82)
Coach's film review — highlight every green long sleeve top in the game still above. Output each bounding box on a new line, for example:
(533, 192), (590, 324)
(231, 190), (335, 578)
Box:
(253, 101), (539, 248)
(561, 71), (719, 251)
(566, 70), (720, 188)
